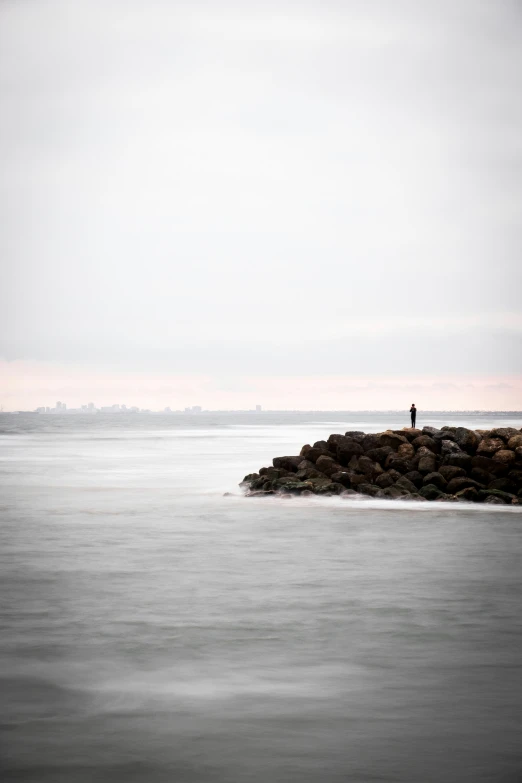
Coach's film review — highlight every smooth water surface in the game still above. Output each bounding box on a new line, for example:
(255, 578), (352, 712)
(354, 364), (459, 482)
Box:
(1, 412), (521, 782)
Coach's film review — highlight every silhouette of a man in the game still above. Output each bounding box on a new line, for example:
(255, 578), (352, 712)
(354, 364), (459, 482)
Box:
(410, 403), (417, 428)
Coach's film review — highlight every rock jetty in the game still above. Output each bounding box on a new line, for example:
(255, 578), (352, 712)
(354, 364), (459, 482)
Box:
(240, 426), (522, 504)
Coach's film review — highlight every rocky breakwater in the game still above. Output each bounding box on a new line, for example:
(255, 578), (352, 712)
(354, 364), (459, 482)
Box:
(240, 426), (522, 505)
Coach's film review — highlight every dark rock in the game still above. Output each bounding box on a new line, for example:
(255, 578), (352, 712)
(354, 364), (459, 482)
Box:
(387, 469), (402, 483)
(487, 477), (517, 493)
(336, 439), (364, 465)
(387, 458), (412, 474)
(361, 433), (380, 452)
(330, 471), (353, 488)
(455, 487), (479, 502)
(272, 456), (302, 472)
(478, 489), (516, 504)
(507, 433), (522, 450)
(422, 472), (447, 491)
(441, 425), (457, 432)
(377, 485), (410, 499)
(377, 430), (409, 450)
(477, 437), (505, 455)
(396, 476), (417, 494)
(433, 429), (457, 443)
(300, 444), (312, 457)
(241, 472), (259, 486)
(344, 431), (365, 442)
(305, 446), (330, 463)
(419, 484), (444, 500)
(315, 482), (345, 495)
(444, 453), (472, 471)
(313, 440), (330, 450)
(439, 465), (466, 481)
(316, 455), (342, 477)
(441, 439), (463, 456)
(489, 427), (519, 441)
(469, 467), (492, 485)
(400, 427), (423, 441)
(247, 489), (276, 497)
(365, 446), (393, 464)
(358, 483), (380, 497)
(446, 476), (484, 495)
(404, 470), (424, 488)
(375, 472), (395, 489)
(418, 454), (437, 474)
(471, 454), (508, 476)
(484, 495), (508, 505)
(492, 449), (516, 465)
(412, 435), (438, 453)
(453, 427), (480, 452)
(275, 481), (314, 495)
(397, 442), (415, 460)
(350, 473), (368, 488)
(422, 426), (439, 435)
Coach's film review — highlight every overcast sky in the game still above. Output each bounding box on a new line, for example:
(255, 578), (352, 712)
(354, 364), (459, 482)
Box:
(1, 0), (521, 409)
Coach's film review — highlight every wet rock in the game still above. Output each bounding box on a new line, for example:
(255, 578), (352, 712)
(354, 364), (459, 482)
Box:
(419, 484), (444, 500)
(377, 430), (409, 450)
(444, 453), (472, 471)
(375, 472), (395, 489)
(315, 482), (345, 495)
(488, 477), (517, 493)
(489, 427), (520, 441)
(377, 485), (410, 499)
(439, 465), (466, 481)
(507, 433), (522, 450)
(478, 488), (516, 504)
(300, 444), (312, 457)
(344, 431), (365, 442)
(404, 470), (424, 488)
(398, 442), (415, 460)
(492, 449), (516, 465)
(272, 456), (302, 472)
(446, 476), (484, 495)
(469, 467), (492, 485)
(365, 446), (393, 464)
(341, 488), (358, 498)
(362, 433), (380, 452)
(453, 427), (480, 452)
(484, 495), (508, 505)
(422, 426), (439, 435)
(396, 476), (417, 494)
(358, 483), (380, 497)
(336, 439), (364, 465)
(455, 487), (479, 502)
(422, 472), (448, 491)
(418, 454), (437, 474)
(433, 429), (457, 443)
(412, 435), (438, 453)
(305, 446), (331, 463)
(330, 471), (353, 488)
(316, 455), (342, 477)
(477, 437), (505, 455)
(441, 439), (463, 456)
(350, 473), (368, 488)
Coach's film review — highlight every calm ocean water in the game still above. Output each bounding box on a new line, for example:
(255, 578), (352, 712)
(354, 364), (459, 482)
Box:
(1, 411), (522, 783)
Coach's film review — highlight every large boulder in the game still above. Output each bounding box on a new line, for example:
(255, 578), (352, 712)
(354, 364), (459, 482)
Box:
(362, 433), (380, 452)
(398, 442), (415, 460)
(411, 435), (438, 453)
(419, 483), (444, 500)
(305, 446), (331, 463)
(471, 454), (508, 476)
(377, 430), (409, 450)
(446, 476), (484, 495)
(396, 476), (417, 494)
(377, 485), (410, 499)
(453, 427), (480, 452)
(433, 429), (457, 443)
(455, 487), (479, 502)
(422, 426), (439, 435)
(330, 471), (354, 488)
(478, 488), (516, 504)
(470, 467), (493, 486)
(489, 427), (520, 441)
(492, 450), (516, 465)
(375, 472), (395, 489)
(440, 439), (462, 456)
(439, 465), (466, 481)
(358, 483), (380, 497)
(418, 454), (437, 473)
(300, 444), (312, 457)
(422, 472), (447, 491)
(404, 470), (424, 488)
(507, 433), (522, 450)
(365, 446), (393, 464)
(344, 431), (366, 442)
(400, 427), (423, 441)
(336, 439), (365, 465)
(316, 455), (342, 477)
(272, 456), (302, 472)
(444, 453), (472, 471)
(477, 437), (505, 455)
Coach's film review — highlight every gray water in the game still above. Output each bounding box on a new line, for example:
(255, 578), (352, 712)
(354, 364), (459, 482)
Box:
(1, 412), (522, 782)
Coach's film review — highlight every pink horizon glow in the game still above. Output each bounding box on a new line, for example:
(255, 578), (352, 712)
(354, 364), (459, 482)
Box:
(1, 361), (521, 411)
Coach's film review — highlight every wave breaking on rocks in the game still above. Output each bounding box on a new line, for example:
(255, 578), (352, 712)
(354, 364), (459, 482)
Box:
(240, 426), (522, 504)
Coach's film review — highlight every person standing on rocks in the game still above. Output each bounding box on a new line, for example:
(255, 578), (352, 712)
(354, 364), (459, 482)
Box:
(410, 403), (417, 428)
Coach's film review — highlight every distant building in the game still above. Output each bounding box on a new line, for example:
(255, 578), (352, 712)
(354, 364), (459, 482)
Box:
(36, 407), (45, 413)
(256, 405), (262, 412)
(164, 406), (172, 413)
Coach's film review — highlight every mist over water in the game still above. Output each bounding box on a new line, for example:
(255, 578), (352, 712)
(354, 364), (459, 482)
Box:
(1, 412), (522, 782)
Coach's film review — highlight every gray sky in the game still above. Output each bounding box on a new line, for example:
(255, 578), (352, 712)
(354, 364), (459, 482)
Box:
(1, 0), (521, 407)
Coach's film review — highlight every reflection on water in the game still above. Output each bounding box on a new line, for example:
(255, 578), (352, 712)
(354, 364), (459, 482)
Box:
(1, 413), (521, 782)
